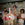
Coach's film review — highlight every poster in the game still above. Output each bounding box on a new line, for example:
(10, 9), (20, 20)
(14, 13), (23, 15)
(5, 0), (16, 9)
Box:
(18, 4), (22, 7)
(15, 2), (18, 6)
(23, 1), (25, 7)
(17, 8), (22, 12)
(23, 8), (25, 10)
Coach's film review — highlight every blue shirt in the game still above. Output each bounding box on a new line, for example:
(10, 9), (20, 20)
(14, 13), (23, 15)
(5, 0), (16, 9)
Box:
(0, 11), (3, 13)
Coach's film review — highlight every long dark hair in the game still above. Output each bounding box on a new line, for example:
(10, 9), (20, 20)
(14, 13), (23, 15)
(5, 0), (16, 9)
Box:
(13, 5), (17, 8)
(20, 9), (24, 13)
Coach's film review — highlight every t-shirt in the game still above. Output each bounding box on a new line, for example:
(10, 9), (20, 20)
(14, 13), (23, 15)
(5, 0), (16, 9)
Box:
(18, 14), (24, 23)
(18, 19), (24, 23)
(12, 9), (19, 20)
(3, 11), (9, 14)
(7, 13), (14, 20)
(3, 14), (8, 22)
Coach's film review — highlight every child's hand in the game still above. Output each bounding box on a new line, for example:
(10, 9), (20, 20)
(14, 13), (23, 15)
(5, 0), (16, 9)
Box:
(2, 17), (4, 19)
(8, 14), (11, 16)
(23, 18), (25, 20)
(14, 12), (16, 14)
(9, 18), (12, 20)
(9, 18), (11, 19)
(10, 19), (12, 20)
(14, 12), (16, 16)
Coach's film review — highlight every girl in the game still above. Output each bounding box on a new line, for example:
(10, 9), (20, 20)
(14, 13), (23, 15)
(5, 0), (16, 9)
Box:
(18, 9), (25, 25)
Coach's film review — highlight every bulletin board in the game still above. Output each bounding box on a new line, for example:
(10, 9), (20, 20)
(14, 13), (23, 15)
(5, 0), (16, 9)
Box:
(2, 1), (25, 13)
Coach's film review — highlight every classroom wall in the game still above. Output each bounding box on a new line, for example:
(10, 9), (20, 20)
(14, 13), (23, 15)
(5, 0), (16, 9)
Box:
(1, 1), (25, 14)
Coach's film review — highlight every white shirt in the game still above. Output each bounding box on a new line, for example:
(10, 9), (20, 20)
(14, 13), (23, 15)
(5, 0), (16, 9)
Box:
(12, 9), (19, 20)
(3, 14), (8, 22)
(8, 13), (14, 20)
(18, 14), (24, 23)
(18, 19), (24, 23)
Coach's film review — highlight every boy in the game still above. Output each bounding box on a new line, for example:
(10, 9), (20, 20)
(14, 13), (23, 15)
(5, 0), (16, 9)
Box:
(2, 10), (8, 25)
(13, 5), (18, 25)
(8, 8), (14, 25)
(3, 7), (9, 14)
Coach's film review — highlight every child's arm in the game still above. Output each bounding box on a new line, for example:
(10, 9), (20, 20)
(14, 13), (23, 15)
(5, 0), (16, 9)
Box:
(7, 14), (11, 20)
(18, 14), (21, 19)
(2, 15), (4, 19)
(23, 18), (25, 20)
(18, 14), (24, 20)
(2, 17), (4, 19)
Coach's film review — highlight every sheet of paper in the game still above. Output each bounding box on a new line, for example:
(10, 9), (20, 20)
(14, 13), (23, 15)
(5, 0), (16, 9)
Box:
(15, 2), (18, 6)
(23, 1), (25, 7)
(9, 3), (11, 5)
(18, 4), (22, 7)
(9, 8), (11, 14)
(21, 14), (25, 18)
(11, 5), (13, 7)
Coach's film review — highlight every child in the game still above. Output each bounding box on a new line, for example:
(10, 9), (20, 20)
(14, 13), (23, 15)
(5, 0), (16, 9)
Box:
(8, 8), (14, 25)
(18, 9), (25, 25)
(13, 5), (18, 25)
(2, 10), (8, 25)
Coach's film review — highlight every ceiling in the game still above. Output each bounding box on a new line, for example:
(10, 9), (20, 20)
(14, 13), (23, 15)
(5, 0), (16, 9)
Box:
(0, 0), (23, 3)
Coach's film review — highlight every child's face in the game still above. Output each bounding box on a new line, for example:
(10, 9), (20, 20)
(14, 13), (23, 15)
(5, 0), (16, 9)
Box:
(5, 12), (7, 15)
(14, 6), (16, 10)
(21, 10), (23, 13)
(10, 10), (12, 14)
(4, 9), (7, 11)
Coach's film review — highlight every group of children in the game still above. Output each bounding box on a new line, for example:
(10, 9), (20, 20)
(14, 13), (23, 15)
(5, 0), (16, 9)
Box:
(2, 5), (25, 25)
